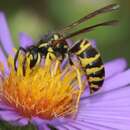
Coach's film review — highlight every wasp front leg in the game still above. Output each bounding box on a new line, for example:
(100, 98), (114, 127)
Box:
(14, 47), (26, 71)
(45, 47), (57, 65)
(69, 39), (105, 94)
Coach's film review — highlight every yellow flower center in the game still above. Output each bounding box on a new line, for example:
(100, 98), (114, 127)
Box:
(0, 54), (86, 120)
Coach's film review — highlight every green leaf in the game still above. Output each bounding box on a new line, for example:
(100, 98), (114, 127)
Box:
(0, 120), (36, 130)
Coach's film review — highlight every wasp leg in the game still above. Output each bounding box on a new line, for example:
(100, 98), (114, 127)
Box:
(44, 51), (57, 66)
(14, 47), (26, 71)
(72, 66), (83, 110)
(51, 60), (60, 77)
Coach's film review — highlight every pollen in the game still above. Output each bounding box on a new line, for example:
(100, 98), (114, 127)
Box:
(0, 54), (86, 120)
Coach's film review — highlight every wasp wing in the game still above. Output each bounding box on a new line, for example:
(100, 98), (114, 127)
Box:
(63, 20), (118, 39)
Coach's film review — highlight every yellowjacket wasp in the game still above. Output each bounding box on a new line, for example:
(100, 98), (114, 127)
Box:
(14, 4), (119, 94)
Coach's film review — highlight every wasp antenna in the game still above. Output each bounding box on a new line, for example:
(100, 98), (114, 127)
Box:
(102, 20), (119, 26)
(59, 3), (120, 33)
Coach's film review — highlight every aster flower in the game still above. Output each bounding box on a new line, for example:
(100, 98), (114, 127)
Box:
(0, 12), (130, 130)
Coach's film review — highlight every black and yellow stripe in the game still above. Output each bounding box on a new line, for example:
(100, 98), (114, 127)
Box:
(69, 39), (105, 94)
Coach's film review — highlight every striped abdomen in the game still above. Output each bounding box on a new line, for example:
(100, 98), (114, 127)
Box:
(69, 40), (105, 94)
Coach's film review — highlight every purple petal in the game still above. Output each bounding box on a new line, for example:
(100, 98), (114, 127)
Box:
(61, 58), (68, 70)
(31, 116), (70, 130)
(37, 125), (50, 130)
(31, 117), (67, 128)
(31, 117), (44, 125)
(61, 123), (95, 130)
(0, 48), (9, 72)
(0, 110), (23, 122)
(105, 58), (127, 79)
(74, 117), (130, 130)
(62, 122), (113, 130)
(66, 120), (129, 130)
(19, 32), (34, 48)
(77, 86), (130, 130)
(90, 40), (96, 48)
(0, 102), (14, 110)
(12, 117), (29, 126)
(31, 117), (50, 130)
(99, 69), (130, 93)
(0, 12), (14, 55)
(66, 39), (73, 48)
(81, 87), (90, 98)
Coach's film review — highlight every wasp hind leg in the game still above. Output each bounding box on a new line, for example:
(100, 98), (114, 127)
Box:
(72, 66), (83, 108)
(14, 47), (26, 71)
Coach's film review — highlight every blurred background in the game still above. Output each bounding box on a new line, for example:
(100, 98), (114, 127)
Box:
(0, 0), (129, 129)
(0, 0), (129, 64)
